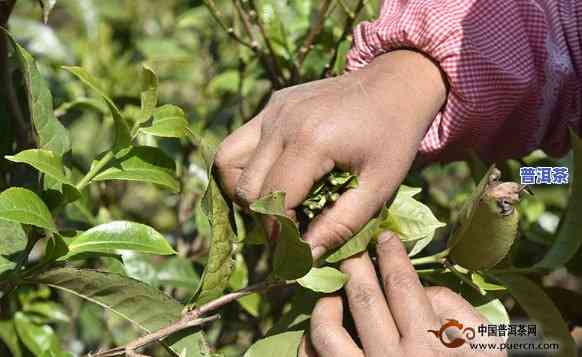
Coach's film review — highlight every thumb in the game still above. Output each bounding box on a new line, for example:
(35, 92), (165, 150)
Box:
(305, 172), (395, 259)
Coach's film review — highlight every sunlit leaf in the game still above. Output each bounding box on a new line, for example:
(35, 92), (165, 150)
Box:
(6, 149), (71, 185)
(64, 221), (175, 258)
(92, 146), (179, 192)
(0, 219), (27, 275)
(14, 312), (61, 356)
(297, 267), (347, 293)
(0, 319), (22, 357)
(0, 187), (56, 231)
(138, 64), (158, 124)
(24, 302), (70, 323)
(5, 32), (70, 155)
(243, 331), (304, 357)
(140, 105), (189, 138)
(381, 185), (445, 257)
(326, 205), (388, 263)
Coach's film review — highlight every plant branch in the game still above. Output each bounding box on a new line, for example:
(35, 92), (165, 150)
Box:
(232, 0), (283, 88)
(411, 248), (450, 266)
(297, 0), (333, 68)
(76, 151), (115, 191)
(321, 0), (366, 78)
(90, 279), (290, 357)
(1, 0), (30, 150)
(203, 0), (257, 51)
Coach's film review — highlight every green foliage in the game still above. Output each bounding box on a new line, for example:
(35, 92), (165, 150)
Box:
(64, 221), (176, 259)
(0, 187), (56, 231)
(251, 192), (312, 280)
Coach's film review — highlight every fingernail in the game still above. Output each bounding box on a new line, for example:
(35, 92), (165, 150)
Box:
(311, 246), (326, 260)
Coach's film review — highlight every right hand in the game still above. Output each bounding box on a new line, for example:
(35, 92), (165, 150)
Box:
(301, 232), (506, 357)
(215, 50), (447, 259)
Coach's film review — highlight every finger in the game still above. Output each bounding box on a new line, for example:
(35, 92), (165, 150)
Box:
(260, 146), (335, 212)
(340, 252), (400, 355)
(376, 232), (439, 338)
(215, 116), (263, 200)
(425, 286), (488, 327)
(298, 334), (318, 357)
(305, 172), (391, 259)
(235, 136), (283, 206)
(310, 295), (363, 357)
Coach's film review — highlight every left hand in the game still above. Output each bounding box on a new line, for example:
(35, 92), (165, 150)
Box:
(300, 232), (505, 357)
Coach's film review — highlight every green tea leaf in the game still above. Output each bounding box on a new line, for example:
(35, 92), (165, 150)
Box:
(326, 205), (389, 263)
(475, 298), (509, 326)
(14, 312), (61, 356)
(92, 146), (179, 192)
(251, 192), (312, 280)
(140, 105), (190, 138)
(24, 302), (70, 323)
(228, 253), (249, 291)
(138, 64), (158, 124)
(0, 319), (22, 357)
(470, 273), (506, 292)
(297, 267), (347, 293)
(191, 139), (235, 306)
(27, 267), (205, 357)
(158, 256), (200, 290)
(6, 149), (71, 185)
(449, 166), (520, 270)
(62, 66), (131, 151)
(492, 273), (576, 357)
(65, 221), (175, 258)
(540, 130), (582, 270)
(243, 331), (304, 357)
(0, 219), (27, 275)
(0, 187), (56, 231)
(6, 32), (70, 155)
(381, 185), (445, 257)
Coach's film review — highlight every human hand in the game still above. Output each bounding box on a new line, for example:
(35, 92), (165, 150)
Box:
(215, 50), (447, 259)
(302, 232), (506, 357)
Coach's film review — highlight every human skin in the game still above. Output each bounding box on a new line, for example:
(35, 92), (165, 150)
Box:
(214, 49), (447, 259)
(299, 232), (506, 357)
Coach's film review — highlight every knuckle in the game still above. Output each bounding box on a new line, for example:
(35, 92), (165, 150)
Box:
(316, 218), (354, 248)
(234, 180), (256, 205)
(310, 327), (334, 350)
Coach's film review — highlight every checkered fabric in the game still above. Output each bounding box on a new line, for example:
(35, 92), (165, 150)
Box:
(347, 0), (581, 162)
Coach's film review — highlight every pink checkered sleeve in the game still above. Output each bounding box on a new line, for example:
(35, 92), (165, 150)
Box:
(347, 0), (582, 162)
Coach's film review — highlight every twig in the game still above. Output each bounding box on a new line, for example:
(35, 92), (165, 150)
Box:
(321, 0), (366, 78)
(245, 3), (286, 83)
(232, 0), (283, 88)
(296, 0), (333, 68)
(203, 0), (257, 51)
(90, 280), (290, 357)
(1, 0), (30, 150)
